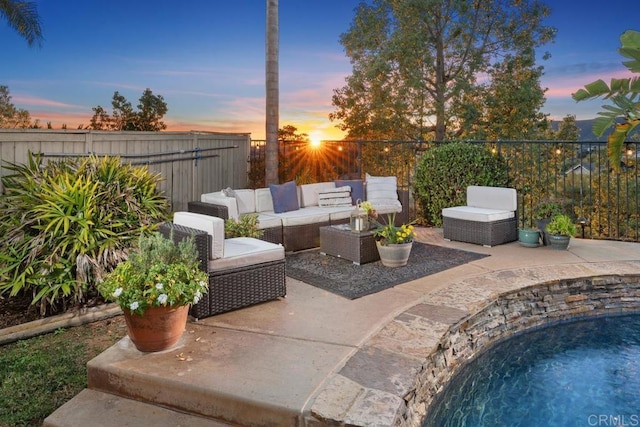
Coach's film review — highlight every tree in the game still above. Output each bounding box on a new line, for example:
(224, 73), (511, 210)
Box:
(265, 0), (279, 185)
(278, 124), (308, 143)
(88, 88), (168, 131)
(0, 0), (43, 47)
(330, 0), (555, 141)
(573, 30), (640, 172)
(553, 114), (580, 141)
(470, 48), (549, 140)
(0, 85), (32, 128)
(277, 125), (312, 183)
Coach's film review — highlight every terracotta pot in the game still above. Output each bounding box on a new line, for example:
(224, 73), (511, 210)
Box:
(376, 241), (412, 267)
(123, 305), (189, 352)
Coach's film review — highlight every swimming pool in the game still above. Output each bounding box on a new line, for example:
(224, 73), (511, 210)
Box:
(423, 314), (640, 427)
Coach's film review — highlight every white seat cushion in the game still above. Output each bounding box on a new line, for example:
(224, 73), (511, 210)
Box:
(255, 212), (282, 230)
(173, 211), (225, 259)
(442, 206), (515, 222)
(209, 237), (284, 271)
(327, 206), (357, 222)
(272, 207), (331, 226)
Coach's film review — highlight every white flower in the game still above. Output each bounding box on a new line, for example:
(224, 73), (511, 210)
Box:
(198, 280), (206, 289)
(158, 294), (168, 304)
(129, 301), (139, 311)
(193, 290), (202, 304)
(155, 282), (164, 290)
(113, 287), (123, 297)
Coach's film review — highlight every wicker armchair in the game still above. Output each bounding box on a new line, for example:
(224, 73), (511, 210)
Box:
(442, 186), (518, 247)
(159, 213), (286, 319)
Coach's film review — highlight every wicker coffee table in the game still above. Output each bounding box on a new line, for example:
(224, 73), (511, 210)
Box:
(319, 224), (380, 265)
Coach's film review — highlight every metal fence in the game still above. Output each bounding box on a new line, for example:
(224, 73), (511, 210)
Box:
(250, 139), (640, 242)
(2, 131), (637, 242)
(0, 129), (251, 212)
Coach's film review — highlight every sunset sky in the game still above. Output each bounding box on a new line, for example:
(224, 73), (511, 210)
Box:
(1, 0), (637, 140)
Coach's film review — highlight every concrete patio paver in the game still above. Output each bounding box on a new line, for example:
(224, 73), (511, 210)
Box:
(44, 228), (640, 426)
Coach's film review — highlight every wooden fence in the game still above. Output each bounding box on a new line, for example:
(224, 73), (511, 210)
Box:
(0, 129), (251, 212)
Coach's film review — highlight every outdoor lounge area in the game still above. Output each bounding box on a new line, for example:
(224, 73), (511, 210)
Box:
(43, 228), (640, 426)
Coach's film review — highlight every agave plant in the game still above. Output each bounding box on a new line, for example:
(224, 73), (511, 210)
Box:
(572, 30), (640, 172)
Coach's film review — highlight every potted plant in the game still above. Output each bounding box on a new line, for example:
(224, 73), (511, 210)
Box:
(545, 214), (577, 250)
(518, 227), (541, 247)
(519, 206), (541, 248)
(371, 212), (416, 267)
(534, 200), (563, 245)
(97, 232), (208, 352)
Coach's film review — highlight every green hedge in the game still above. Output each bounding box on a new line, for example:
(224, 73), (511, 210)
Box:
(414, 142), (509, 227)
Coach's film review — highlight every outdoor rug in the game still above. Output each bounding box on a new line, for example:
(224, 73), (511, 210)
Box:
(285, 242), (489, 299)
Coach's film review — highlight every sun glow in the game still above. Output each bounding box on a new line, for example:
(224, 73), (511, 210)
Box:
(309, 131), (323, 148)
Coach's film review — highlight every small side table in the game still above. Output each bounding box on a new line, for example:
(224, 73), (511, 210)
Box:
(319, 224), (380, 265)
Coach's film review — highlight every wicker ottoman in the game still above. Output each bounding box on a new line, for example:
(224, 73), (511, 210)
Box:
(319, 225), (380, 265)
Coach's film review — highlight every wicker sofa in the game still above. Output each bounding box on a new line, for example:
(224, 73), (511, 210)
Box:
(441, 186), (518, 247)
(188, 176), (410, 252)
(159, 212), (286, 319)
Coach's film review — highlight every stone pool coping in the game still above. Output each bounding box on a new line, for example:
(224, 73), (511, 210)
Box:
(309, 261), (640, 426)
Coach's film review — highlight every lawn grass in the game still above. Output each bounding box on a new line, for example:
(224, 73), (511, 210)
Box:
(0, 317), (126, 427)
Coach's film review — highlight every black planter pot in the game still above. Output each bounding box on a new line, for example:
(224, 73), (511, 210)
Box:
(536, 218), (552, 246)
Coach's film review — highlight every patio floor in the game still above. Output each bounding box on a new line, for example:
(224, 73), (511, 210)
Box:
(44, 228), (640, 426)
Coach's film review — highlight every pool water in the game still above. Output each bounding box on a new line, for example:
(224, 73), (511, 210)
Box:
(423, 314), (640, 427)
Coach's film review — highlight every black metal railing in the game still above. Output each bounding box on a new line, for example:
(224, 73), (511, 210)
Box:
(249, 139), (640, 242)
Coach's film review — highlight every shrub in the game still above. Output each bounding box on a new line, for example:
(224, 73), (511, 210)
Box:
(534, 199), (563, 219)
(413, 142), (509, 227)
(546, 214), (577, 236)
(0, 152), (170, 314)
(224, 214), (264, 238)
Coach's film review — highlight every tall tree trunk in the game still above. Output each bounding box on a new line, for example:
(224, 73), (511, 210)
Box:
(265, 0), (279, 185)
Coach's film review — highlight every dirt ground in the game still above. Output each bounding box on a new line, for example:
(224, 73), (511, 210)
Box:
(0, 293), (45, 329)
(0, 292), (122, 332)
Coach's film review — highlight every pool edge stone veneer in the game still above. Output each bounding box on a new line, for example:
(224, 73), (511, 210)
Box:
(308, 261), (640, 427)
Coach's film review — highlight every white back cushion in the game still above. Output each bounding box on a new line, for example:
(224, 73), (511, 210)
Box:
(173, 211), (225, 259)
(466, 186), (517, 211)
(201, 191), (239, 220)
(234, 189), (256, 214)
(255, 188), (275, 212)
(365, 174), (399, 207)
